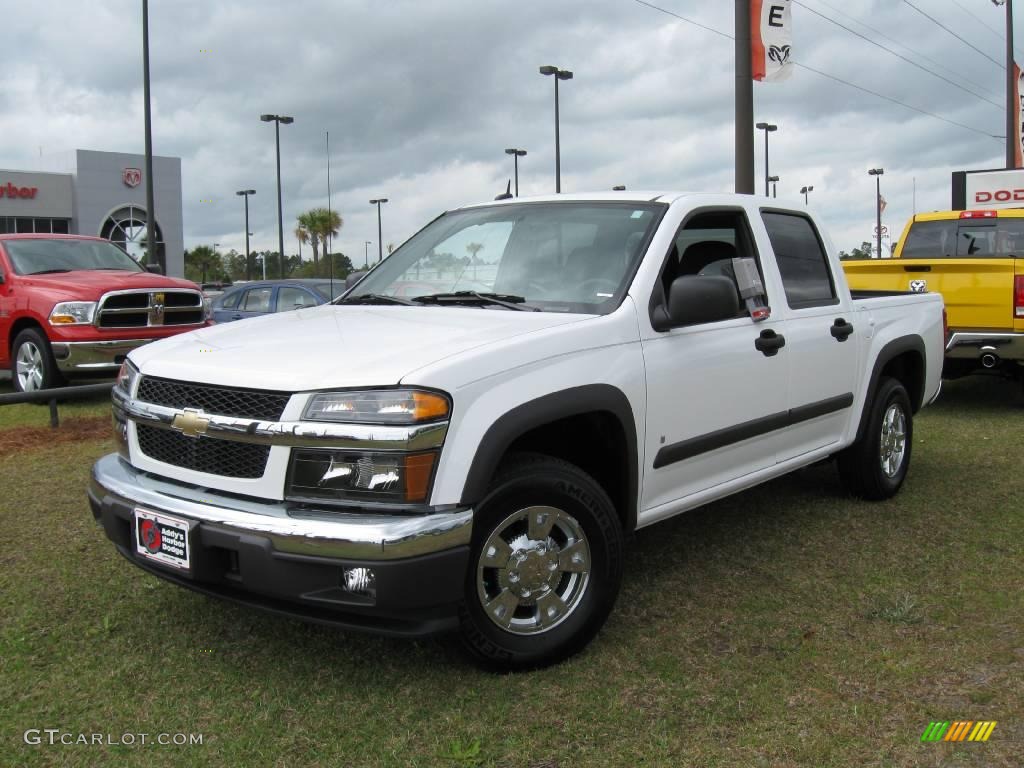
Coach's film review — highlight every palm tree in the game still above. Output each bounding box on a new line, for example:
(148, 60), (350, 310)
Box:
(294, 225), (308, 263)
(466, 242), (484, 280)
(296, 208), (343, 277)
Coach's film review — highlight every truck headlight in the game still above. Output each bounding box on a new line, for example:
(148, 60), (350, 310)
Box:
(49, 301), (97, 325)
(303, 389), (449, 425)
(286, 450), (437, 504)
(114, 360), (140, 395)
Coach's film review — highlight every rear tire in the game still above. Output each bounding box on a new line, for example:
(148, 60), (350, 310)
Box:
(459, 452), (623, 670)
(838, 377), (912, 500)
(11, 328), (65, 393)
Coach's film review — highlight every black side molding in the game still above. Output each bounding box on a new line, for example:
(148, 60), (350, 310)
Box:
(653, 393), (854, 469)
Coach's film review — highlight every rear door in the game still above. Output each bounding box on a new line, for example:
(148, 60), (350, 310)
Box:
(761, 211), (859, 459)
(0, 244), (12, 366)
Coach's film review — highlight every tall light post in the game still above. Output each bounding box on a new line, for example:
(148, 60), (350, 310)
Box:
(993, 0), (1016, 167)
(369, 198), (388, 263)
(539, 65), (573, 193)
(260, 113), (294, 278)
(800, 185), (813, 205)
(755, 122), (778, 197)
(767, 175), (779, 199)
(869, 168), (885, 259)
(364, 240), (372, 269)
(236, 189), (255, 279)
(141, 0), (159, 273)
(504, 148), (527, 196)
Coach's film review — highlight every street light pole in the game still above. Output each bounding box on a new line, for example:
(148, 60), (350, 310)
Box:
(994, 0), (1016, 167)
(504, 148), (527, 196)
(755, 122), (777, 197)
(370, 199), (388, 263)
(539, 66), (573, 193)
(869, 168), (884, 259)
(260, 113), (294, 278)
(236, 189), (255, 279)
(767, 175), (779, 199)
(800, 185), (813, 205)
(141, 0), (159, 273)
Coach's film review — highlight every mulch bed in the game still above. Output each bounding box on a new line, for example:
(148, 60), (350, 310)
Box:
(0, 416), (111, 457)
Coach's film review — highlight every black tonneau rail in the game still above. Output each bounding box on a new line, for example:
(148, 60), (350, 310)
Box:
(851, 289), (917, 300)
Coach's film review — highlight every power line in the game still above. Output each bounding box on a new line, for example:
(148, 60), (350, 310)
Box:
(793, 0), (1000, 109)
(901, 0), (1004, 69)
(947, 0), (1024, 60)
(808, 0), (1000, 98)
(630, 0), (1001, 142)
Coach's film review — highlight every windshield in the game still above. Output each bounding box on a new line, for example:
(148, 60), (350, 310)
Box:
(345, 202), (665, 313)
(5, 238), (144, 275)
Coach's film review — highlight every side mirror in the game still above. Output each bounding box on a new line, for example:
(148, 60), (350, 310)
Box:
(652, 275), (739, 331)
(344, 271), (367, 290)
(145, 263), (164, 275)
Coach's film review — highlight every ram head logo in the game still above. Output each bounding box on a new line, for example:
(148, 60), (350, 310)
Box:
(909, 280), (928, 293)
(768, 45), (791, 65)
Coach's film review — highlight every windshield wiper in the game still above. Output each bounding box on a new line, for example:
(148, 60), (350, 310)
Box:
(413, 291), (539, 311)
(27, 269), (72, 275)
(339, 293), (418, 306)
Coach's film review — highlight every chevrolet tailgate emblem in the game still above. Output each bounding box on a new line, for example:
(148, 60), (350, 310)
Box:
(171, 408), (210, 438)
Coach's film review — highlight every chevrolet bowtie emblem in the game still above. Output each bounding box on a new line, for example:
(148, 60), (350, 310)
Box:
(172, 408), (210, 438)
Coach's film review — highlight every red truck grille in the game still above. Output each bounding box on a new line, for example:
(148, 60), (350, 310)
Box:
(96, 289), (204, 328)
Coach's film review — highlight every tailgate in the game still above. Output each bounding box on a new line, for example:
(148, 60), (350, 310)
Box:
(844, 256), (1018, 333)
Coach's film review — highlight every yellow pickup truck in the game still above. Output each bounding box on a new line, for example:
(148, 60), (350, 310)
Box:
(844, 209), (1024, 381)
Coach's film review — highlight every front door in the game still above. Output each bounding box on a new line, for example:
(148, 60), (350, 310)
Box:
(638, 209), (790, 519)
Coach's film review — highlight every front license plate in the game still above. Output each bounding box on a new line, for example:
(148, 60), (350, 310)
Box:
(133, 508), (191, 571)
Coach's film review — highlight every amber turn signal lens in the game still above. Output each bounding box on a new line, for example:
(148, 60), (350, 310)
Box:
(412, 392), (449, 422)
(404, 453), (436, 502)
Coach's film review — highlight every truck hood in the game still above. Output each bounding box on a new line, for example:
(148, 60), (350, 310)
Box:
(130, 304), (589, 391)
(20, 269), (198, 301)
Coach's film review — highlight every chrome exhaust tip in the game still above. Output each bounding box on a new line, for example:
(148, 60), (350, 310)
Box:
(981, 353), (998, 369)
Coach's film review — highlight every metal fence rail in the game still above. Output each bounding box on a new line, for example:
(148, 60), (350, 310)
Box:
(0, 383), (114, 427)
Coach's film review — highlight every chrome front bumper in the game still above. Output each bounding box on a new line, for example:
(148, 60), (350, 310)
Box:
(945, 331), (1024, 361)
(52, 339), (152, 373)
(90, 453), (473, 560)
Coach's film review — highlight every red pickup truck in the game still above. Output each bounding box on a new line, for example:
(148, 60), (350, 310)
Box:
(0, 234), (207, 392)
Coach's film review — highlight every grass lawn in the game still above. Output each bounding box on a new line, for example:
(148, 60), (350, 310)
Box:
(1, 375), (1021, 766)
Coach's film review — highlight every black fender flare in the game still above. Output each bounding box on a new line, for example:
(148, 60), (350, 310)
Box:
(854, 334), (926, 442)
(459, 384), (640, 532)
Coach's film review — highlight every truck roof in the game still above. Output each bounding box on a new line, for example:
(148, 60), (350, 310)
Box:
(457, 191), (745, 208)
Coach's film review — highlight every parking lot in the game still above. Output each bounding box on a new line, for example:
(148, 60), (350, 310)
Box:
(1, 375), (1020, 767)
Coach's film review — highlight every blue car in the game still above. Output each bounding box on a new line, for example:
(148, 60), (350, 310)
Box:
(210, 279), (343, 323)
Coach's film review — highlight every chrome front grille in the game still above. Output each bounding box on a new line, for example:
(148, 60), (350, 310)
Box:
(96, 289), (204, 328)
(132, 376), (292, 479)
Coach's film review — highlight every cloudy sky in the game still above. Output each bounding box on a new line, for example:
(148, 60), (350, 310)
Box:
(2, 0), (1020, 260)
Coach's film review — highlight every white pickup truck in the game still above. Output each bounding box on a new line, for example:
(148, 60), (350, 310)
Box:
(90, 192), (944, 669)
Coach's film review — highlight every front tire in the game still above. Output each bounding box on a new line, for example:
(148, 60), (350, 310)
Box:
(459, 452), (623, 670)
(11, 328), (65, 393)
(838, 377), (913, 500)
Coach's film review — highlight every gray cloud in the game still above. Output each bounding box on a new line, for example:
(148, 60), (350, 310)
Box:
(1, 0), (1019, 260)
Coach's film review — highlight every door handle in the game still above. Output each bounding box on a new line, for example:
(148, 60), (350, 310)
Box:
(755, 329), (786, 356)
(830, 318), (854, 342)
(231, 313), (242, 320)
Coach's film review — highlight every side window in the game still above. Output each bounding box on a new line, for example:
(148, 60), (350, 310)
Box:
(761, 212), (837, 308)
(219, 290), (241, 310)
(277, 286), (317, 311)
(242, 287), (273, 312)
(657, 210), (761, 322)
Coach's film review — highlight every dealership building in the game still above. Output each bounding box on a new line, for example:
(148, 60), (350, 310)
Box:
(0, 149), (184, 276)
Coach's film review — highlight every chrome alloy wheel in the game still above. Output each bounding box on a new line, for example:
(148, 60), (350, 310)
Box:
(476, 505), (591, 635)
(15, 340), (45, 392)
(879, 402), (907, 478)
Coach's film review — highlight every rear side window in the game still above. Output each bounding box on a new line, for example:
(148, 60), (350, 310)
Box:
(761, 212), (837, 308)
(901, 220), (956, 258)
